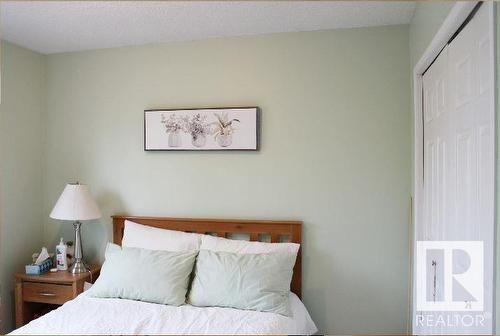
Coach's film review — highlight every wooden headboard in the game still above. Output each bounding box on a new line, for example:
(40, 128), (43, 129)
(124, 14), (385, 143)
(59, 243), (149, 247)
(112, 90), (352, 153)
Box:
(112, 215), (302, 297)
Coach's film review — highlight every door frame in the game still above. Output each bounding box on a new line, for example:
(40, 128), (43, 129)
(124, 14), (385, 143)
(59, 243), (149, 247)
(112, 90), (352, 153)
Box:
(411, 1), (496, 333)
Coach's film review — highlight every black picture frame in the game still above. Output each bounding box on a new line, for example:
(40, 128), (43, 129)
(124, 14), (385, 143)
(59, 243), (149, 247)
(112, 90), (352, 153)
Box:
(144, 106), (260, 151)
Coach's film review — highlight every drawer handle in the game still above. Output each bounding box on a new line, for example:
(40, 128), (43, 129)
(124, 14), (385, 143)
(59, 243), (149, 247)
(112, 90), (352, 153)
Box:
(37, 292), (56, 297)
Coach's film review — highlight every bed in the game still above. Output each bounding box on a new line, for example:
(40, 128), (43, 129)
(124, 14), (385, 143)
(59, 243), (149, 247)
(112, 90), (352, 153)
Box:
(12, 216), (318, 335)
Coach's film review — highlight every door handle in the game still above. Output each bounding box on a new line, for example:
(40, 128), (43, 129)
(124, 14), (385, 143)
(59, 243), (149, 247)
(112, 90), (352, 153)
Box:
(432, 260), (437, 302)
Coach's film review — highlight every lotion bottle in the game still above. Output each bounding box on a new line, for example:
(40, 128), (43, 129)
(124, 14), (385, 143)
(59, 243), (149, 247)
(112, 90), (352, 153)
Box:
(55, 237), (68, 271)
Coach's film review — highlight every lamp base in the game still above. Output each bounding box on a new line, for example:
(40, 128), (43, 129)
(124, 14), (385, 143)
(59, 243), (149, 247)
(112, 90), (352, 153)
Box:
(68, 260), (88, 274)
(69, 220), (88, 274)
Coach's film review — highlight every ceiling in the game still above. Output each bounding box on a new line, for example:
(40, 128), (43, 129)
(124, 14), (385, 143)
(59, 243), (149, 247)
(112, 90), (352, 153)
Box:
(0, 1), (416, 55)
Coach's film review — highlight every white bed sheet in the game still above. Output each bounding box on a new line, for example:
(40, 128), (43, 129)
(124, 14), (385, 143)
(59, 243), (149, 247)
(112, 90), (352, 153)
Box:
(12, 291), (317, 335)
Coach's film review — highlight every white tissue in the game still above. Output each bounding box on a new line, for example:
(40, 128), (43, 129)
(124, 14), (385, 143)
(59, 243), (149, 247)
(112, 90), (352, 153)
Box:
(34, 247), (50, 265)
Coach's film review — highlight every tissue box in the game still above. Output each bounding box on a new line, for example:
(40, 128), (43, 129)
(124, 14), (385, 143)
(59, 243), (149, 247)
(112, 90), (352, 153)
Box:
(25, 259), (53, 275)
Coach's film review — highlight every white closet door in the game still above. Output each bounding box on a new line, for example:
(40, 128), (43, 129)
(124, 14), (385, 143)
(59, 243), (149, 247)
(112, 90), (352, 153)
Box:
(421, 45), (450, 336)
(447, 5), (494, 334)
(422, 44), (451, 244)
(418, 3), (494, 335)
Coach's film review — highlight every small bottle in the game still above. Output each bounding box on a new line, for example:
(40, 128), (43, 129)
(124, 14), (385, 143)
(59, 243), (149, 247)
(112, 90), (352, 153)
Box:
(55, 238), (68, 271)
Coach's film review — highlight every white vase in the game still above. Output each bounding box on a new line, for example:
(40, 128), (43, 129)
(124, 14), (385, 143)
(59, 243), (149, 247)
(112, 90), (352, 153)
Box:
(191, 134), (206, 148)
(168, 131), (181, 147)
(217, 134), (232, 147)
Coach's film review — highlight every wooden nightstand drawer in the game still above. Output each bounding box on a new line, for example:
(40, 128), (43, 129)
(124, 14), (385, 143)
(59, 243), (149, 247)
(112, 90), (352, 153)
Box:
(23, 282), (73, 305)
(15, 264), (101, 328)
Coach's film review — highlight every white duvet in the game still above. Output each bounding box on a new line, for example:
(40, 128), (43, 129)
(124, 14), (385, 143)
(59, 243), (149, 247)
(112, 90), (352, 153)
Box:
(12, 291), (317, 335)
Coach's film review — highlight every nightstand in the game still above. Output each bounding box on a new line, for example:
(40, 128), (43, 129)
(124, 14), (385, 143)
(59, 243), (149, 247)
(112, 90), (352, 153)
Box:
(14, 264), (100, 328)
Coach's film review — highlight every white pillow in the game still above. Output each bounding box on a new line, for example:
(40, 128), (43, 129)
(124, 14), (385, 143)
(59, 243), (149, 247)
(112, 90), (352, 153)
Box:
(200, 234), (299, 255)
(122, 220), (201, 251)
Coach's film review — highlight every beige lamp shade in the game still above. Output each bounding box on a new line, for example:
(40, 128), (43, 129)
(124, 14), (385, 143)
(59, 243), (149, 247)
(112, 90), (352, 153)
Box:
(50, 183), (102, 221)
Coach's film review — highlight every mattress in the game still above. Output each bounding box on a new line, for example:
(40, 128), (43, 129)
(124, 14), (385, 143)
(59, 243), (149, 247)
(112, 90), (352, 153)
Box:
(12, 291), (318, 335)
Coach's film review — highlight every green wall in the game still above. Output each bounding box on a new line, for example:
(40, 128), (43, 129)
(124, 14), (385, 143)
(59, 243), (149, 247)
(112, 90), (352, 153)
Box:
(43, 26), (411, 334)
(0, 42), (46, 332)
(409, 2), (455, 69)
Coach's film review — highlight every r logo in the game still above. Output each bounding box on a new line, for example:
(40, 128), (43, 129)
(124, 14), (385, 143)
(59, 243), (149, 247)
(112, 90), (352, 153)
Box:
(416, 241), (483, 311)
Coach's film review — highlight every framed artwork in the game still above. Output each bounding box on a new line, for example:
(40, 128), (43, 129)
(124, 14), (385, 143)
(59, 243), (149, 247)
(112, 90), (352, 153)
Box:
(144, 107), (259, 151)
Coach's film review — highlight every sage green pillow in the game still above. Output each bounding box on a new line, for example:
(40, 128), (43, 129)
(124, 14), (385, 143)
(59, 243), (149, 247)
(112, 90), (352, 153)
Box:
(188, 249), (296, 316)
(89, 243), (197, 305)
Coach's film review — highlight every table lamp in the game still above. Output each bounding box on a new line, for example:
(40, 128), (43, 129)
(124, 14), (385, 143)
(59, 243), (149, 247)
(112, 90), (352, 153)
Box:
(49, 182), (101, 274)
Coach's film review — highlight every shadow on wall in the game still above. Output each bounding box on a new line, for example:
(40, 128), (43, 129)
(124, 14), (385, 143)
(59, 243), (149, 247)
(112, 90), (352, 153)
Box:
(8, 291), (15, 333)
(301, 241), (328, 331)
